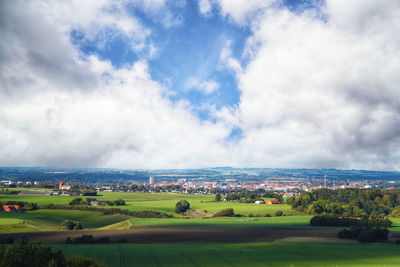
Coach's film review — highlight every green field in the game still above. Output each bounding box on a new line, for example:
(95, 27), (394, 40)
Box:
(0, 210), (130, 231)
(0, 191), (299, 216)
(48, 241), (400, 267)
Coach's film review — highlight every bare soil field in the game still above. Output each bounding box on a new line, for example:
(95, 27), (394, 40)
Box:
(0, 226), (339, 243)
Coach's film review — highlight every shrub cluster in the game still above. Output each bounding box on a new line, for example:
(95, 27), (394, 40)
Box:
(337, 227), (390, 243)
(65, 235), (110, 244)
(69, 197), (126, 206)
(0, 238), (104, 267)
(61, 220), (83, 230)
(310, 215), (392, 228)
(213, 208), (235, 217)
(288, 188), (400, 218)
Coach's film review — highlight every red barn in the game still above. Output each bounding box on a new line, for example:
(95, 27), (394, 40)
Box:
(265, 199), (281, 204)
(0, 205), (20, 212)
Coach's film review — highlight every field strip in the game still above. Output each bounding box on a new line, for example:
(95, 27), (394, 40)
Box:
(85, 247), (94, 257)
(179, 249), (201, 267)
(238, 249), (268, 266)
(149, 249), (163, 267)
(206, 247), (236, 267)
(118, 246), (126, 267)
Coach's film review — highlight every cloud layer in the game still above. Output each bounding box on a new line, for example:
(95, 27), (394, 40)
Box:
(1, 0), (399, 170)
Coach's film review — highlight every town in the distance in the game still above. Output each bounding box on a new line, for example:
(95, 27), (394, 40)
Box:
(1, 167), (399, 196)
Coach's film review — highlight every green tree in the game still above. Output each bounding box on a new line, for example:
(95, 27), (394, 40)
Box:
(69, 198), (83, 205)
(215, 194), (221, 202)
(175, 200), (190, 213)
(61, 220), (83, 230)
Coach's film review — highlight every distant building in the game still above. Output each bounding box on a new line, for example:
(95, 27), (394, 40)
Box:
(149, 176), (154, 186)
(0, 205), (19, 212)
(255, 200), (265, 204)
(90, 200), (108, 206)
(265, 199), (280, 204)
(59, 181), (70, 190)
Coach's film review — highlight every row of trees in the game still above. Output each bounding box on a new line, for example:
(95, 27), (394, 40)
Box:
(310, 215), (392, 228)
(69, 197), (125, 206)
(287, 188), (400, 218)
(0, 238), (103, 267)
(215, 190), (283, 203)
(337, 228), (390, 243)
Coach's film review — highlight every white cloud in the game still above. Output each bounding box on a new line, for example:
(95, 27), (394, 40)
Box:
(198, 0), (213, 16)
(216, 0), (278, 25)
(0, 0), (231, 169)
(226, 0), (400, 169)
(219, 40), (242, 74)
(1, 0), (400, 170)
(186, 78), (219, 95)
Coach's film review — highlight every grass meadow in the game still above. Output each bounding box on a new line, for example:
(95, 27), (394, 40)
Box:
(0, 191), (299, 216)
(50, 241), (400, 267)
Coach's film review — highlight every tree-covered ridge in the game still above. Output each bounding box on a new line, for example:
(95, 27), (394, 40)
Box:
(287, 189), (400, 217)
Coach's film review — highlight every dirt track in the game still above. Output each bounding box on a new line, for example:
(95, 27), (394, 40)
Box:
(0, 226), (339, 243)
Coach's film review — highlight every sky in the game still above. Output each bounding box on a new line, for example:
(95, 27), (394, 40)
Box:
(0, 0), (400, 170)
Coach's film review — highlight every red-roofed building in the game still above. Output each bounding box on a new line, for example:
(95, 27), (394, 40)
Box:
(59, 181), (70, 190)
(0, 205), (20, 212)
(265, 199), (280, 205)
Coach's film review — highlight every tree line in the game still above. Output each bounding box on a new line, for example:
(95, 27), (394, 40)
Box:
(287, 188), (400, 218)
(0, 238), (104, 267)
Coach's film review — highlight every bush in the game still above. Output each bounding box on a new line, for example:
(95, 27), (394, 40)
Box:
(357, 230), (376, 243)
(264, 213), (271, 217)
(275, 211), (283, 216)
(213, 208), (235, 217)
(337, 227), (390, 243)
(2, 238), (65, 267)
(310, 215), (392, 228)
(175, 200), (190, 214)
(69, 198), (84, 205)
(61, 220), (83, 230)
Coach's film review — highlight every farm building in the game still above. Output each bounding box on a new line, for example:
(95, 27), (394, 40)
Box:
(265, 199), (280, 204)
(255, 200), (265, 204)
(0, 205), (20, 212)
(90, 200), (108, 206)
(59, 181), (70, 190)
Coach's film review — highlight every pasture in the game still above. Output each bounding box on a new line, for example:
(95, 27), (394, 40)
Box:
(50, 241), (400, 267)
(0, 191), (299, 216)
(0, 210), (130, 231)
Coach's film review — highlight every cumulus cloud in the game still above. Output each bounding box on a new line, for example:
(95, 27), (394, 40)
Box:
(219, 0), (400, 169)
(198, 0), (213, 16)
(0, 0), (231, 169)
(185, 77), (219, 95)
(1, 0), (400, 170)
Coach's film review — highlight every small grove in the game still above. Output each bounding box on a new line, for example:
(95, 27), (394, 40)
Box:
(0, 238), (104, 267)
(287, 188), (400, 218)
